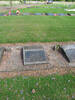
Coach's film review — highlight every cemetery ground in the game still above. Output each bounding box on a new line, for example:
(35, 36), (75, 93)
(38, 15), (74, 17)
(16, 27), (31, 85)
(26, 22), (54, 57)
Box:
(0, 73), (75, 100)
(12, 4), (75, 14)
(0, 3), (75, 100)
(0, 16), (75, 43)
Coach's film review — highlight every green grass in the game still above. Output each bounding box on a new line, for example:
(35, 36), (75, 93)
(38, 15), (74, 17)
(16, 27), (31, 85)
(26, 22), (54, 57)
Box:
(0, 4), (75, 43)
(12, 7), (75, 14)
(34, 3), (75, 9)
(11, 4), (75, 14)
(0, 4), (9, 7)
(0, 16), (75, 43)
(0, 74), (75, 100)
(15, 7), (68, 13)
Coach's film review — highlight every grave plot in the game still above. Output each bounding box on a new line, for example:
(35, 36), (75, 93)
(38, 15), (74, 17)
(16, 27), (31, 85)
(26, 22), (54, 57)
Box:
(59, 45), (75, 63)
(23, 45), (48, 65)
(0, 47), (5, 63)
(0, 44), (73, 72)
(0, 45), (50, 72)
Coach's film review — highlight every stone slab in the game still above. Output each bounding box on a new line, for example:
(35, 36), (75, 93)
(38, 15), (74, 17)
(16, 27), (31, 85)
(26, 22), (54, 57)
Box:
(23, 45), (48, 65)
(60, 45), (75, 62)
(0, 47), (5, 63)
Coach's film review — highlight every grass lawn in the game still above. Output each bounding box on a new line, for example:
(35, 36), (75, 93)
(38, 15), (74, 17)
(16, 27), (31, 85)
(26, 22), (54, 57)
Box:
(12, 7), (75, 14)
(0, 4), (75, 43)
(12, 4), (75, 14)
(33, 3), (75, 9)
(15, 7), (68, 13)
(0, 16), (75, 43)
(0, 74), (75, 100)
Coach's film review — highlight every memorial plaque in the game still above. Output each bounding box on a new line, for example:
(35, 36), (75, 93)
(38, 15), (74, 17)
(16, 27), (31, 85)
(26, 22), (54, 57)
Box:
(34, 13), (42, 15)
(23, 45), (48, 65)
(60, 45), (75, 62)
(0, 13), (4, 16)
(47, 13), (54, 16)
(23, 13), (31, 15)
(57, 13), (66, 16)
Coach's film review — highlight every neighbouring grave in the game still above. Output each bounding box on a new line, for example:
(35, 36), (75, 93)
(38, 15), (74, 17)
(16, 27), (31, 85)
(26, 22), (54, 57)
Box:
(23, 45), (48, 65)
(0, 13), (4, 16)
(57, 13), (66, 16)
(23, 13), (31, 15)
(46, 13), (54, 16)
(0, 12), (71, 16)
(0, 47), (5, 63)
(59, 45), (75, 62)
(71, 14), (75, 16)
(34, 13), (42, 15)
